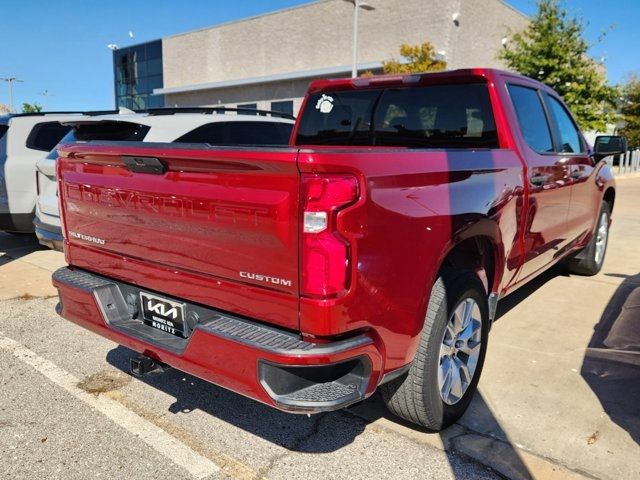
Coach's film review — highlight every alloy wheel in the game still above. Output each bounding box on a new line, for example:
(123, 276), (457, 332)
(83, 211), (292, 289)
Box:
(437, 298), (483, 405)
(594, 212), (609, 266)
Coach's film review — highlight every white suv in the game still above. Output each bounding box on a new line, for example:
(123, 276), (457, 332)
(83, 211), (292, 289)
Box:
(0, 112), (90, 233)
(35, 107), (295, 250)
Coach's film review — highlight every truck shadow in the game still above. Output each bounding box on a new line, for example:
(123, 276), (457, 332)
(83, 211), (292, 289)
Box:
(351, 390), (534, 480)
(494, 263), (569, 322)
(457, 394), (534, 480)
(101, 264), (574, 474)
(106, 344), (527, 477)
(580, 273), (640, 446)
(105, 345), (367, 453)
(100, 269), (576, 475)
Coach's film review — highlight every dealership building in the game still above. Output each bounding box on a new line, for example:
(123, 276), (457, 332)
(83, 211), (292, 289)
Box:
(113, 0), (527, 116)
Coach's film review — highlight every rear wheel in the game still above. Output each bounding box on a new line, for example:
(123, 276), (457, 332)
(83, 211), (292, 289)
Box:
(381, 269), (489, 430)
(566, 202), (610, 276)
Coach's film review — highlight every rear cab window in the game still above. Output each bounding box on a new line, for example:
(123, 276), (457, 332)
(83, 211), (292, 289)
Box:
(295, 82), (498, 148)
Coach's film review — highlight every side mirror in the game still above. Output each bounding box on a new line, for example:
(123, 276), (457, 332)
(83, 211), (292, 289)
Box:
(594, 135), (628, 157)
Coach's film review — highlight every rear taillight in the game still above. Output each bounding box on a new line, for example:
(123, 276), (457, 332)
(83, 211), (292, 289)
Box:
(301, 174), (358, 298)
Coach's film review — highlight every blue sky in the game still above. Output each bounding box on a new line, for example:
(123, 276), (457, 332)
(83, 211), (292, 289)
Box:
(0, 0), (637, 111)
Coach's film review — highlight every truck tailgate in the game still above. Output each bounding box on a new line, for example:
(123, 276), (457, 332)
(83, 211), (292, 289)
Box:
(57, 143), (300, 330)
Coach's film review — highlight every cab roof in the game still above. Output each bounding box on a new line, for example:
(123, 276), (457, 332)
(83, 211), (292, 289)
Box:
(307, 68), (554, 95)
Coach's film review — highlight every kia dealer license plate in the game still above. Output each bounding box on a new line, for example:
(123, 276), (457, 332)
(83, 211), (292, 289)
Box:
(139, 292), (187, 338)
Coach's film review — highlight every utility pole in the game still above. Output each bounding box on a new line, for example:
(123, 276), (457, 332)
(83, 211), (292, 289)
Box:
(342, 0), (376, 78)
(1, 77), (24, 113)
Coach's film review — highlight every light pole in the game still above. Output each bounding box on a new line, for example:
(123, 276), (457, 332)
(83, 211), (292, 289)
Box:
(343, 0), (375, 78)
(1, 77), (23, 113)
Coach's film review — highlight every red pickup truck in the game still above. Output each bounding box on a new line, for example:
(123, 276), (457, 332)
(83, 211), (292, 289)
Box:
(52, 68), (620, 430)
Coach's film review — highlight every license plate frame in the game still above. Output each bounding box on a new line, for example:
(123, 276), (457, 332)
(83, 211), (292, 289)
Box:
(139, 292), (187, 338)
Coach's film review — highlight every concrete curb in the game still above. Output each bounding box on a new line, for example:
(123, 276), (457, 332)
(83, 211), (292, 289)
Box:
(348, 399), (592, 480)
(451, 433), (589, 480)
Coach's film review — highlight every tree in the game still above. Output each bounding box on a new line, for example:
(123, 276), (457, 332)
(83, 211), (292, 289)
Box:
(0, 104), (9, 115)
(381, 42), (447, 75)
(619, 77), (640, 147)
(499, 0), (616, 132)
(22, 102), (43, 113)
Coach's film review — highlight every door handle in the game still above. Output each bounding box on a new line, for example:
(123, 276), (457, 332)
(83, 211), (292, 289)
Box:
(122, 156), (166, 174)
(530, 174), (550, 186)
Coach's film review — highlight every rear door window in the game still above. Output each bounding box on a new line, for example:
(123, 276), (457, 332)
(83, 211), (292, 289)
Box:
(507, 85), (554, 153)
(174, 121), (293, 146)
(26, 122), (72, 151)
(295, 83), (498, 148)
(545, 95), (583, 153)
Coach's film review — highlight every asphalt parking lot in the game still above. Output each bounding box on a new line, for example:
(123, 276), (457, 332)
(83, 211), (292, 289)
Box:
(1, 177), (639, 480)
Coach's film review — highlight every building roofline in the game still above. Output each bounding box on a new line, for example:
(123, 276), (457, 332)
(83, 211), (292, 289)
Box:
(153, 61), (383, 95)
(111, 38), (163, 51)
(165, 0), (329, 41)
(164, 0), (528, 43)
(497, 0), (529, 20)
(116, 1), (528, 55)
(111, 2), (328, 50)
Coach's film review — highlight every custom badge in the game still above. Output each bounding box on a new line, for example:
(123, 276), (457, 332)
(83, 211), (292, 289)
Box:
(315, 94), (335, 113)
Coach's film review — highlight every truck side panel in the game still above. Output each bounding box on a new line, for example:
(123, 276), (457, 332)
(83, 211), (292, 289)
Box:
(297, 148), (524, 370)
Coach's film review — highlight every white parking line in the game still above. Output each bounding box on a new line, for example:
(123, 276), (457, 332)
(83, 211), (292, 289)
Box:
(0, 334), (219, 479)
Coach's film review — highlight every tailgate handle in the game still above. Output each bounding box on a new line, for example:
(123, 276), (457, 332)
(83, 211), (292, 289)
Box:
(122, 156), (167, 175)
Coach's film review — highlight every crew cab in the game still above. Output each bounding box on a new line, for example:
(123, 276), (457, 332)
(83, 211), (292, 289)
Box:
(52, 69), (618, 430)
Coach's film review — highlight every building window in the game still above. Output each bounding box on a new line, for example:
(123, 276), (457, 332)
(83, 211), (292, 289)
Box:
(271, 100), (293, 117)
(113, 40), (164, 110)
(238, 103), (258, 115)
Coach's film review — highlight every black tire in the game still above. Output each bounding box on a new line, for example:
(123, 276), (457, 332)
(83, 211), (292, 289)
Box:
(566, 201), (610, 276)
(381, 268), (489, 430)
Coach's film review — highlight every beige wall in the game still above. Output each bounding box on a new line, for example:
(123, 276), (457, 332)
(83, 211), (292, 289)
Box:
(164, 79), (312, 112)
(162, 0), (528, 110)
